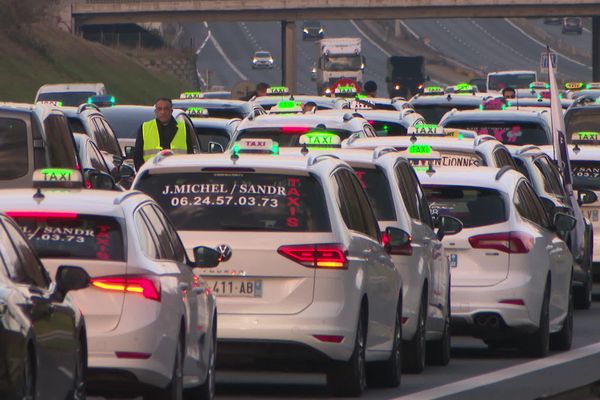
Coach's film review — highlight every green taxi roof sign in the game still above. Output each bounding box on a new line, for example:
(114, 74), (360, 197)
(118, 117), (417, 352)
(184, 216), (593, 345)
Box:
(179, 91), (202, 99)
(564, 82), (585, 90)
(571, 131), (600, 142)
(299, 132), (341, 147)
(266, 86), (290, 95)
(232, 139), (279, 155)
(186, 107), (209, 117)
(32, 168), (83, 189)
(400, 145), (442, 161)
(423, 86), (445, 95)
(408, 124), (445, 136)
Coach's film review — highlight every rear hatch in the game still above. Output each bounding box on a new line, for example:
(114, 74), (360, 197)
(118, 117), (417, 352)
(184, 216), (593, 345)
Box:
(9, 212), (127, 332)
(135, 169), (334, 315)
(423, 185), (510, 286)
(443, 120), (550, 146)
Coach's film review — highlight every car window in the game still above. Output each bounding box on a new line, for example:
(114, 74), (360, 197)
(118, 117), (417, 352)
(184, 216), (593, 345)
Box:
(515, 181), (550, 229)
(98, 118), (122, 156)
(1, 219), (49, 288)
(395, 163), (420, 220)
(151, 204), (186, 263)
(44, 114), (79, 169)
(194, 126), (230, 153)
(134, 209), (159, 259)
(410, 169), (434, 228)
(493, 148), (516, 168)
(354, 167), (396, 221)
(141, 205), (176, 261)
(87, 140), (110, 174)
(0, 117), (29, 180)
(535, 157), (567, 200)
(91, 117), (110, 151)
(332, 169), (367, 234)
(443, 120), (550, 146)
(347, 171), (380, 241)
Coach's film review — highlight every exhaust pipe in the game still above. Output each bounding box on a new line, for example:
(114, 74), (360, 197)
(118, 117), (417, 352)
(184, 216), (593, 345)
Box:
(474, 314), (500, 329)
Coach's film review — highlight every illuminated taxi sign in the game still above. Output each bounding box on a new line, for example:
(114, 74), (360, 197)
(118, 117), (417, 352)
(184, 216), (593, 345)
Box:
(455, 83), (475, 93)
(350, 99), (374, 109)
(269, 100), (303, 114)
(408, 124), (444, 136)
(400, 145), (441, 161)
(179, 91), (202, 99)
(565, 82), (585, 90)
(423, 86), (445, 95)
(572, 131), (600, 142)
(586, 82), (600, 89)
(408, 144), (432, 155)
(87, 95), (116, 107)
(186, 107), (208, 117)
(335, 85), (357, 94)
(266, 86), (290, 95)
(299, 132), (341, 147)
(232, 139), (279, 155)
(32, 168), (83, 189)
(530, 81), (549, 89)
(36, 100), (63, 107)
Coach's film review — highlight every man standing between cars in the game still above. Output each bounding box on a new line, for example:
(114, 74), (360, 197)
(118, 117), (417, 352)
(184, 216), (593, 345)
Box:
(502, 86), (516, 100)
(364, 81), (378, 97)
(133, 98), (196, 169)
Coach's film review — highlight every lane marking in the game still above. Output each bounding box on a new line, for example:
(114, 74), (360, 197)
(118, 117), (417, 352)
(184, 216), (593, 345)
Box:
(204, 22), (248, 81)
(349, 20), (390, 57)
(400, 20), (420, 40)
(393, 341), (600, 399)
(504, 18), (590, 69)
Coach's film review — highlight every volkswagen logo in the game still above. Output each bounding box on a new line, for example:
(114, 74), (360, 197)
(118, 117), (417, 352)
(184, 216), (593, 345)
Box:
(216, 244), (232, 262)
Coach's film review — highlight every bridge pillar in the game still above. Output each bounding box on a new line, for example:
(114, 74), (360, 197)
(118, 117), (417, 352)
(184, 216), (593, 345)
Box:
(594, 17), (600, 81)
(281, 20), (296, 93)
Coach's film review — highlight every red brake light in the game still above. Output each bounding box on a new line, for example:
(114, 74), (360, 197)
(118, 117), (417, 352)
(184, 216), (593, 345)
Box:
(281, 126), (310, 133)
(469, 232), (533, 254)
(499, 299), (525, 306)
(277, 243), (347, 269)
(313, 335), (344, 343)
(6, 211), (79, 219)
(115, 351), (151, 359)
(91, 276), (161, 301)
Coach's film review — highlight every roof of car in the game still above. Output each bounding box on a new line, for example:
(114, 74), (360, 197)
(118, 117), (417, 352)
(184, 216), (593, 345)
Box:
(344, 135), (498, 151)
(254, 95), (346, 109)
(440, 108), (551, 124)
(0, 102), (65, 123)
(190, 117), (238, 128)
(409, 93), (486, 106)
(416, 166), (524, 191)
(236, 112), (367, 130)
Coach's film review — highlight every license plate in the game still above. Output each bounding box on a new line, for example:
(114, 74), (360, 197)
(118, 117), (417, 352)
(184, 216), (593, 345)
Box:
(448, 253), (458, 268)
(586, 209), (599, 222)
(206, 279), (263, 297)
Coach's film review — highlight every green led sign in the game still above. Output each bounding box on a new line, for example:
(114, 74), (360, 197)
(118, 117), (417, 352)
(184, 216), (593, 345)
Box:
(407, 144), (432, 155)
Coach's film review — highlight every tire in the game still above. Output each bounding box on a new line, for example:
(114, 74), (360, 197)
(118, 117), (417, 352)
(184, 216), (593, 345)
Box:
(145, 337), (184, 400)
(426, 310), (451, 366)
(327, 311), (367, 397)
(68, 336), (87, 400)
(185, 324), (216, 400)
(366, 303), (402, 388)
(23, 346), (35, 400)
(522, 283), (550, 358)
(574, 269), (592, 310)
(403, 293), (426, 373)
(551, 288), (573, 351)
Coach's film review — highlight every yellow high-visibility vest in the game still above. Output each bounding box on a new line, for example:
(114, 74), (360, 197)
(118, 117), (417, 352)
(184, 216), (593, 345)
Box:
(142, 119), (187, 161)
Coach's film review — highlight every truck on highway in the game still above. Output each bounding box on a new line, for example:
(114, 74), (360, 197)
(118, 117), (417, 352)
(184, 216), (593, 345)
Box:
(386, 56), (427, 99)
(314, 38), (364, 95)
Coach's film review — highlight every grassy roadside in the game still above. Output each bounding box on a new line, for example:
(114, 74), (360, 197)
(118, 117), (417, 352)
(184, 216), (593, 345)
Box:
(0, 23), (189, 105)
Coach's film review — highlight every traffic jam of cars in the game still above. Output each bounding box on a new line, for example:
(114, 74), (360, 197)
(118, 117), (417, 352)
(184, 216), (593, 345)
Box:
(2, 68), (600, 400)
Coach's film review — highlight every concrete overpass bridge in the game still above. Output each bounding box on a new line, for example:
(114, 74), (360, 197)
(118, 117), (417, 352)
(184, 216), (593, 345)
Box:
(69, 0), (600, 90)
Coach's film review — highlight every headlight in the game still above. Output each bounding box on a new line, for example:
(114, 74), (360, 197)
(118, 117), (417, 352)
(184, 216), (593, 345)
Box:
(269, 58), (273, 62)
(303, 28), (309, 33)
(319, 28), (324, 34)
(394, 84), (401, 90)
(252, 59), (258, 63)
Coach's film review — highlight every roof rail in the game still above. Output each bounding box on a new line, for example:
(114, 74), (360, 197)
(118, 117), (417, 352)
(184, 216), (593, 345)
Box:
(113, 190), (144, 205)
(515, 145), (541, 155)
(307, 154), (340, 167)
(495, 165), (515, 181)
(77, 103), (101, 114)
(373, 146), (398, 160)
(473, 134), (497, 147)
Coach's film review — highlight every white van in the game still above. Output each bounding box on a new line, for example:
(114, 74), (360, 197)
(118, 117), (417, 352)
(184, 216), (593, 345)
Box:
(35, 82), (107, 107)
(486, 71), (537, 92)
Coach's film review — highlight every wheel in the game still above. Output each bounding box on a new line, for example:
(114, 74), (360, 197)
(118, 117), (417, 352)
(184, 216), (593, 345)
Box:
(426, 309), (451, 366)
(366, 303), (402, 388)
(327, 311), (367, 397)
(550, 288), (573, 351)
(403, 293), (426, 373)
(68, 336), (87, 400)
(145, 337), (183, 400)
(185, 324), (216, 400)
(23, 346), (35, 400)
(521, 283), (550, 357)
(574, 269), (592, 310)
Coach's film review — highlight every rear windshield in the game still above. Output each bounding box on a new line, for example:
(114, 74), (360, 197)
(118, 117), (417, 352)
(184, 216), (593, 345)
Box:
(488, 74), (536, 91)
(136, 172), (331, 232)
(423, 185), (507, 228)
(565, 108), (600, 144)
(235, 128), (352, 147)
(413, 105), (479, 124)
(571, 161), (600, 190)
(255, 52), (271, 58)
(102, 109), (152, 139)
(37, 92), (96, 107)
(369, 121), (406, 136)
(0, 118), (28, 180)
(12, 214), (125, 261)
(443, 121), (549, 145)
(354, 168), (396, 220)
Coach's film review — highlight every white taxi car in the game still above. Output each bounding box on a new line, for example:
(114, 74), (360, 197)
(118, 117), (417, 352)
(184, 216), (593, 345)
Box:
(0, 168), (220, 400)
(343, 129), (517, 169)
(418, 166), (575, 356)
(132, 141), (403, 396)
(282, 144), (459, 373)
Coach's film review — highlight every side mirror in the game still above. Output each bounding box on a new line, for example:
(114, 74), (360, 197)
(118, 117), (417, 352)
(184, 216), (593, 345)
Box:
(384, 227), (411, 255)
(118, 164), (135, 180)
(124, 146), (135, 159)
(208, 142), (225, 153)
(192, 246), (221, 268)
(84, 169), (116, 190)
(578, 189), (598, 206)
(54, 265), (90, 300)
(554, 212), (576, 232)
(435, 215), (463, 240)
(112, 155), (124, 168)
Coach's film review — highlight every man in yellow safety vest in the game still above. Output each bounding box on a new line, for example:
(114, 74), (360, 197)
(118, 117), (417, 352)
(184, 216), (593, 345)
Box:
(133, 98), (196, 169)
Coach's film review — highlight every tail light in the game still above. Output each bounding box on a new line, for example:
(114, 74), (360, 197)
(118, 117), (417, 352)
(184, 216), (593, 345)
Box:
(468, 232), (533, 254)
(281, 126), (310, 133)
(91, 276), (161, 301)
(277, 243), (348, 269)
